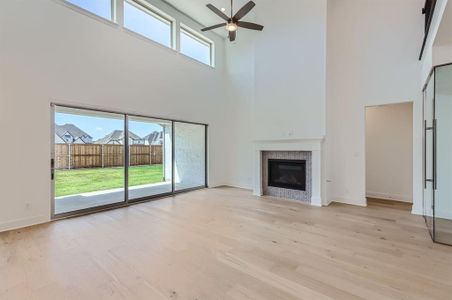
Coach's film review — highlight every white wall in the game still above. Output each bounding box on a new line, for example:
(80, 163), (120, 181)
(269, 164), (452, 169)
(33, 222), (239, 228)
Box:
(0, 0), (231, 231)
(365, 103), (413, 203)
(226, 0), (449, 214)
(325, 0), (423, 207)
(252, 0), (327, 141)
(226, 0), (327, 188)
(226, 0), (426, 211)
(225, 30), (256, 188)
(433, 45), (452, 66)
(432, 1), (452, 66)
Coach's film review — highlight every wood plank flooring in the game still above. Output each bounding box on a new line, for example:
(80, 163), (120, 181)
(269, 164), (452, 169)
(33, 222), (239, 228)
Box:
(1, 187), (452, 300)
(436, 218), (452, 244)
(366, 198), (413, 211)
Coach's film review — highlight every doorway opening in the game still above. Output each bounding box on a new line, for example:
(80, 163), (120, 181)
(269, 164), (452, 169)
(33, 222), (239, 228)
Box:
(365, 102), (413, 208)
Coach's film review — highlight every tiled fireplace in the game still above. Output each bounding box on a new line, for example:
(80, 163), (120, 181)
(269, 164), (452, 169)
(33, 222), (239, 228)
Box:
(262, 151), (312, 202)
(253, 139), (323, 207)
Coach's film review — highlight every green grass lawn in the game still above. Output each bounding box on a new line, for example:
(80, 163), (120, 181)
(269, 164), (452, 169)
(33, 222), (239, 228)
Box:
(55, 165), (164, 197)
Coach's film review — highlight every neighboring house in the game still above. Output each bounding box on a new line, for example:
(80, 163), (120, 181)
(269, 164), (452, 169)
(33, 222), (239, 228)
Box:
(55, 124), (93, 144)
(54, 134), (66, 144)
(95, 130), (145, 145)
(144, 131), (163, 145)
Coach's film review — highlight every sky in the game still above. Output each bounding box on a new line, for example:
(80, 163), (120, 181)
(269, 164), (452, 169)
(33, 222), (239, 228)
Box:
(67, 0), (112, 20)
(67, 0), (210, 65)
(55, 113), (162, 141)
(180, 31), (211, 65)
(124, 1), (171, 47)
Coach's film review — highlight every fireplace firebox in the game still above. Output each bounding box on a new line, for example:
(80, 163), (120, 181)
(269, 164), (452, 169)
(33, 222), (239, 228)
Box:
(268, 159), (306, 191)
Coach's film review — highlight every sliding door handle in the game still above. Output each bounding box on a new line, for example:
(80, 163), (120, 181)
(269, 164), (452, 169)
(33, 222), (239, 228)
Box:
(51, 158), (55, 180)
(433, 119), (437, 190)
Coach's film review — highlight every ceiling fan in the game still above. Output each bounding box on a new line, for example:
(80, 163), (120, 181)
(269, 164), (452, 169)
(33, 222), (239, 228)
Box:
(201, 0), (264, 42)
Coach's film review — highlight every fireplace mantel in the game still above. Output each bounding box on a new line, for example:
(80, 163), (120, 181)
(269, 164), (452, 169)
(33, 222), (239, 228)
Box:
(252, 137), (324, 207)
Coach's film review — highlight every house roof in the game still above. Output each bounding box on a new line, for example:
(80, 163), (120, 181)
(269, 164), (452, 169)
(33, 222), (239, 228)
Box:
(95, 130), (142, 144)
(54, 134), (65, 144)
(55, 124), (92, 140)
(144, 131), (163, 144)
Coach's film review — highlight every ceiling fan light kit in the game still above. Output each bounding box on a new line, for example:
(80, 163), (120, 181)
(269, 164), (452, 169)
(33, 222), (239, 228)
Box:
(226, 23), (238, 32)
(201, 0), (264, 42)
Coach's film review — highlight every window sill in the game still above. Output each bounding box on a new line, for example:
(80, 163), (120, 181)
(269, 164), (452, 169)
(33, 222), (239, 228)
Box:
(123, 28), (215, 69)
(178, 52), (215, 69)
(122, 27), (177, 52)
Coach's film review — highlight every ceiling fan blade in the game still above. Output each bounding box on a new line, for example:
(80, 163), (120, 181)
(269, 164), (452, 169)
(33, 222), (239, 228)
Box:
(237, 21), (264, 31)
(229, 30), (236, 42)
(201, 23), (227, 32)
(233, 1), (256, 21)
(206, 4), (230, 21)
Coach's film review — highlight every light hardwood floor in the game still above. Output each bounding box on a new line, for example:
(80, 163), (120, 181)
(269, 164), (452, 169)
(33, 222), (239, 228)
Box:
(1, 187), (452, 300)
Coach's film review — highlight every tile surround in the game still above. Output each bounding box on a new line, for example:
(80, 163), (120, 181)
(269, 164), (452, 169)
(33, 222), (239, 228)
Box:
(253, 138), (323, 207)
(262, 151), (312, 203)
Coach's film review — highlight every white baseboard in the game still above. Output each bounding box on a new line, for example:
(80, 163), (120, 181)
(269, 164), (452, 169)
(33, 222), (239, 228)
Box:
(323, 199), (334, 207)
(311, 196), (322, 207)
(0, 215), (49, 233)
(411, 207), (423, 216)
(366, 191), (412, 203)
(331, 196), (367, 207)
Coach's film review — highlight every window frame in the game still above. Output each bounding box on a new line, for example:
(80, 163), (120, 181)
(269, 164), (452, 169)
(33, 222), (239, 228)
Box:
(59, 0), (217, 68)
(63, 0), (117, 23)
(179, 24), (215, 67)
(51, 103), (208, 220)
(123, 0), (176, 49)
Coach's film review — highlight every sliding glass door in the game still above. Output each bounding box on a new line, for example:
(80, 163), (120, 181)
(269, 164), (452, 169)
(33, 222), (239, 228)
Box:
(433, 64), (452, 245)
(127, 116), (172, 200)
(423, 72), (435, 237)
(423, 63), (452, 246)
(53, 107), (126, 215)
(52, 105), (207, 218)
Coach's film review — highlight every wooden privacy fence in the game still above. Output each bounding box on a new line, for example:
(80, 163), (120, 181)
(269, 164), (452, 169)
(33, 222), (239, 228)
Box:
(55, 144), (163, 170)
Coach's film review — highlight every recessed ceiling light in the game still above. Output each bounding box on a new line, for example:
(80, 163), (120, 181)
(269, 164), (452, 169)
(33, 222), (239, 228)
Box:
(220, 8), (226, 12)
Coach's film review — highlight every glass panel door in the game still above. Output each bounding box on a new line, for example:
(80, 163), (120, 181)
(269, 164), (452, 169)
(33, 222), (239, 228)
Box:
(434, 64), (452, 245)
(53, 105), (208, 218)
(54, 106), (125, 215)
(174, 122), (206, 191)
(127, 116), (172, 200)
(423, 72), (435, 237)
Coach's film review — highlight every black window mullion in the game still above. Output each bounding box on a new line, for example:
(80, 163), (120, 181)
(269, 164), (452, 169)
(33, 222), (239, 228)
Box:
(124, 114), (129, 203)
(171, 120), (175, 193)
(205, 125), (208, 188)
